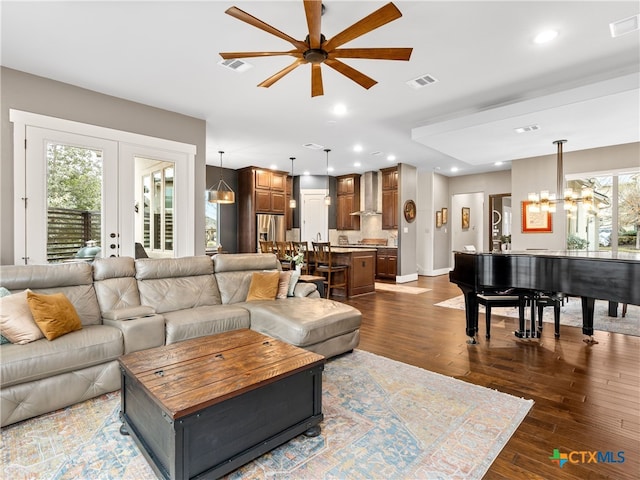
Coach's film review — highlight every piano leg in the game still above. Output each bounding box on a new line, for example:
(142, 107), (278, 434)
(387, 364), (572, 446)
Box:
(459, 286), (479, 344)
(581, 297), (598, 344)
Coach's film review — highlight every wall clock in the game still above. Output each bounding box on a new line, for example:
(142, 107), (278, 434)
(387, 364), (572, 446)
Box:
(403, 199), (416, 223)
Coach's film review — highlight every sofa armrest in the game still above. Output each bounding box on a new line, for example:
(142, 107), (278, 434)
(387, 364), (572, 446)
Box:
(103, 314), (165, 353)
(293, 282), (320, 298)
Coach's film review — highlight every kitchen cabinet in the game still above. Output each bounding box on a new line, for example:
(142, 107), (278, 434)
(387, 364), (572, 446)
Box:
(331, 248), (376, 297)
(238, 166), (289, 252)
(376, 248), (397, 279)
(336, 174), (360, 231)
(381, 167), (398, 230)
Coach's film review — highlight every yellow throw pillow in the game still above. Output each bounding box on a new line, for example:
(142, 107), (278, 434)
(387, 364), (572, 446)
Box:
(26, 291), (83, 341)
(246, 271), (280, 302)
(0, 289), (45, 344)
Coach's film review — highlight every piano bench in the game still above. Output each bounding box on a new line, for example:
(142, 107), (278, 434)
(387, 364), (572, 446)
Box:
(477, 294), (526, 339)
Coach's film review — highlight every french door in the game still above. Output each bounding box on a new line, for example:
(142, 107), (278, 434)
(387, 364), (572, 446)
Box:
(22, 127), (125, 264)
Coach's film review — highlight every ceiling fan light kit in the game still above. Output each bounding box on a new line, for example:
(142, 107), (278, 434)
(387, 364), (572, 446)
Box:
(219, 1), (413, 97)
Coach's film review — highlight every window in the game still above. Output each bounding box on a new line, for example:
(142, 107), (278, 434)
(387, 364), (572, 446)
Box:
(205, 198), (218, 251)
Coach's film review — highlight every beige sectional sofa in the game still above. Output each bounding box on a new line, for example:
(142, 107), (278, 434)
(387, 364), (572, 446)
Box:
(0, 253), (361, 426)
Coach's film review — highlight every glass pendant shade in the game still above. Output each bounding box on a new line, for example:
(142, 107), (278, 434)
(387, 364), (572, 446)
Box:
(207, 151), (235, 204)
(289, 156), (296, 209)
(324, 148), (331, 206)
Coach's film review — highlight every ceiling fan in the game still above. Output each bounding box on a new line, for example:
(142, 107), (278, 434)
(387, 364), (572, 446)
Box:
(219, 1), (413, 97)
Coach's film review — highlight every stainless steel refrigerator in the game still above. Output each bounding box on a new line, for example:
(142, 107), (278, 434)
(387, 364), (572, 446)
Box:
(256, 214), (286, 250)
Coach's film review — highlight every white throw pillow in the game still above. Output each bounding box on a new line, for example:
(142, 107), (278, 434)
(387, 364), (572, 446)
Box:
(0, 289), (45, 344)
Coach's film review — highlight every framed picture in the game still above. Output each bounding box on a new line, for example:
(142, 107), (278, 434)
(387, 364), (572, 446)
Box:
(436, 210), (443, 228)
(521, 201), (552, 233)
(461, 207), (470, 229)
(441, 207), (448, 224)
(403, 199), (417, 223)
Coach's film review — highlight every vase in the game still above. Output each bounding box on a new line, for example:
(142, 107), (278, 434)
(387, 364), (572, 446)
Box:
(295, 264), (302, 273)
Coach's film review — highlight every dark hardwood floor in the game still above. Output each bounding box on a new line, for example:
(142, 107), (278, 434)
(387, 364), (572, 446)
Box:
(342, 275), (639, 480)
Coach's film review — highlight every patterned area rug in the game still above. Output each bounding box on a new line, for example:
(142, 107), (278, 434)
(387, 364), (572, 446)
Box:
(435, 295), (639, 336)
(1, 350), (533, 480)
(375, 283), (431, 294)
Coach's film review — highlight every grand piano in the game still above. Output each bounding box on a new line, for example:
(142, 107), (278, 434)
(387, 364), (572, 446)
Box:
(449, 250), (640, 343)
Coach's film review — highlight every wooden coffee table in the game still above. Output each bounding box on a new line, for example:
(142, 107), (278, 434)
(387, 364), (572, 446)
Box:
(118, 329), (325, 480)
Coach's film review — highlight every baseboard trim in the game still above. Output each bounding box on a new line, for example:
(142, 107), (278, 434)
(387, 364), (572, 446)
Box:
(396, 273), (418, 283)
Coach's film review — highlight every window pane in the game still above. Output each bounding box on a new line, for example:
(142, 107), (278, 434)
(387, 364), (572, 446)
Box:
(205, 198), (218, 251)
(143, 175), (151, 248)
(46, 143), (102, 262)
(164, 167), (174, 250)
(153, 171), (162, 250)
(618, 173), (640, 252)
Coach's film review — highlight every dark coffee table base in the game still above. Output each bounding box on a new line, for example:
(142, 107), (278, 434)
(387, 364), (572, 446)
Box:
(120, 363), (323, 480)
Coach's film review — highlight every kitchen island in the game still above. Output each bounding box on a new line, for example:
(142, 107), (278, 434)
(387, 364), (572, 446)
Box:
(329, 247), (377, 297)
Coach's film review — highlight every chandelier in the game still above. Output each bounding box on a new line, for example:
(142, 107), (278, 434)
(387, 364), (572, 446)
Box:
(527, 140), (596, 215)
(207, 151), (235, 204)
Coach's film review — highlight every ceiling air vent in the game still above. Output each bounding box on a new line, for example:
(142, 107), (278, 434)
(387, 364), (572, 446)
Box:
(303, 143), (324, 150)
(610, 14), (639, 38)
(406, 74), (438, 89)
(217, 58), (253, 73)
(514, 124), (541, 133)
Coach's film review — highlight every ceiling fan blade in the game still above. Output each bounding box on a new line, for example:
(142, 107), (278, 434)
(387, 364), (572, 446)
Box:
(304, 0), (323, 49)
(258, 59), (304, 88)
(311, 64), (324, 97)
(329, 47), (412, 61)
(220, 50), (302, 60)
(324, 58), (377, 90)
(323, 3), (402, 52)
(225, 6), (307, 51)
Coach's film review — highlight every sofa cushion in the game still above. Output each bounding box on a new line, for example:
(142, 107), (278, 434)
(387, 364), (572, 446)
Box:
(0, 263), (102, 326)
(246, 271), (280, 301)
(26, 291), (83, 340)
(277, 271), (292, 299)
(0, 325), (123, 388)
(243, 297), (362, 347)
(0, 290), (44, 344)
(163, 305), (251, 344)
(93, 257), (143, 313)
(136, 256), (221, 313)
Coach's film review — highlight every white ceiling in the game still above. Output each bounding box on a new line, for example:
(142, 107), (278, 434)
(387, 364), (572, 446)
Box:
(2, 1), (639, 177)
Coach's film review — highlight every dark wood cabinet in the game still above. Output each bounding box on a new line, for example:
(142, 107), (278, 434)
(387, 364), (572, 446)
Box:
(332, 249), (376, 296)
(376, 248), (397, 279)
(336, 174), (360, 231)
(238, 166), (289, 252)
(380, 167), (398, 230)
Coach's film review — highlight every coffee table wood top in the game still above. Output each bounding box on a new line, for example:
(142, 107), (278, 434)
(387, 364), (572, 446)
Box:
(118, 329), (324, 420)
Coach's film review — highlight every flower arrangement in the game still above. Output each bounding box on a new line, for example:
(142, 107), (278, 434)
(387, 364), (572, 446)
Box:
(285, 250), (304, 266)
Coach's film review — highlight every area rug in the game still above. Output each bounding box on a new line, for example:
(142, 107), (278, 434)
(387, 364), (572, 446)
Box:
(1, 350), (532, 480)
(375, 283), (431, 294)
(435, 295), (639, 336)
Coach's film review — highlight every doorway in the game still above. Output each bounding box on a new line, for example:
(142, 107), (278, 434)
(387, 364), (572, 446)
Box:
(301, 190), (328, 245)
(488, 193), (512, 251)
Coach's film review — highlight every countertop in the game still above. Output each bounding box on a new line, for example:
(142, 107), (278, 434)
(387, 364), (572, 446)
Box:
(340, 244), (397, 249)
(331, 247), (378, 253)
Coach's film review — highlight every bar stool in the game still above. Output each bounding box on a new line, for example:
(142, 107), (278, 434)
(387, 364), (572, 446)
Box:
(312, 242), (348, 299)
(259, 240), (275, 253)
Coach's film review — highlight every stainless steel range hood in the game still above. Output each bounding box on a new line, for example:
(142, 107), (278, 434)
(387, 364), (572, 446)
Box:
(351, 171), (381, 216)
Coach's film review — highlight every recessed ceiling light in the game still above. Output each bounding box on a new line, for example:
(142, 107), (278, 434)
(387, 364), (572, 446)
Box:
(534, 30), (558, 44)
(495, 161), (503, 166)
(333, 104), (347, 115)
(303, 171), (310, 176)
(354, 162), (361, 167)
(328, 167), (334, 173)
(387, 154), (396, 161)
(353, 144), (363, 152)
(610, 14), (640, 37)
(270, 164), (278, 170)
(451, 167), (459, 172)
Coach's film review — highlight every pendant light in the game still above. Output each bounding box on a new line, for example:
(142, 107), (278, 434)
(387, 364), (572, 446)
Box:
(324, 148), (331, 206)
(289, 157), (297, 209)
(207, 150), (235, 204)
